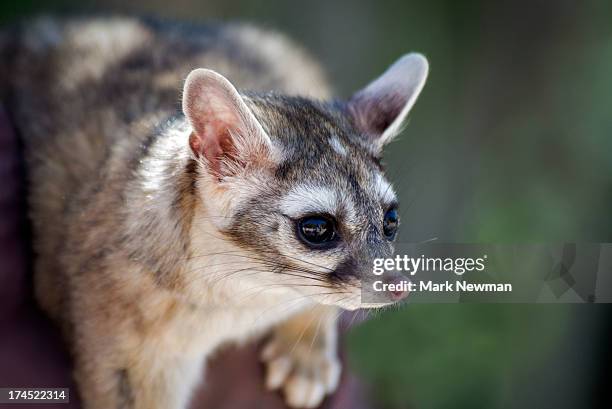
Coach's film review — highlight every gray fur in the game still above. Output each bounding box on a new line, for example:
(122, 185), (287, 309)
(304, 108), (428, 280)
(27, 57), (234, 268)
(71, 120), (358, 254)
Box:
(2, 16), (423, 409)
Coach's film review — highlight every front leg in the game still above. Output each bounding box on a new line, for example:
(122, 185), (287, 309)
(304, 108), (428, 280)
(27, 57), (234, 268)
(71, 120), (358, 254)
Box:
(261, 305), (341, 408)
(71, 302), (207, 409)
(74, 342), (205, 409)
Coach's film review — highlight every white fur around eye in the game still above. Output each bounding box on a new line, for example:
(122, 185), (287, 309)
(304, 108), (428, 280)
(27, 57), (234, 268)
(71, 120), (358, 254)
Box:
(374, 173), (397, 205)
(280, 185), (341, 218)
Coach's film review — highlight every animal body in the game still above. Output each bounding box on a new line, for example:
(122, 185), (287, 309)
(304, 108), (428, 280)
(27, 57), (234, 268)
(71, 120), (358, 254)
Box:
(1, 16), (428, 409)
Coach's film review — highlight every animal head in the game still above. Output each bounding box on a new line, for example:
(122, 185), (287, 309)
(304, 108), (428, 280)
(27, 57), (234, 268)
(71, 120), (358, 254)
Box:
(182, 54), (428, 309)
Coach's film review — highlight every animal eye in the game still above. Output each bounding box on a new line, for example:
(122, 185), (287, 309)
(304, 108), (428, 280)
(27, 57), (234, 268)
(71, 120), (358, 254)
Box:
(383, 208), (399, 239)
(297, 215), (337, 248)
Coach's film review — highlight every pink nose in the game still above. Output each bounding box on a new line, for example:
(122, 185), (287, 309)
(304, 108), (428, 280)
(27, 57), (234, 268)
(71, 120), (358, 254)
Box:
(386, 276), (409, 301)
(390, 287), (408, 301)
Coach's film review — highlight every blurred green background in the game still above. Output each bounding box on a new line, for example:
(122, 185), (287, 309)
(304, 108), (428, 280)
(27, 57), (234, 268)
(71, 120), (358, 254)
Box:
(2, 1), (611, 408)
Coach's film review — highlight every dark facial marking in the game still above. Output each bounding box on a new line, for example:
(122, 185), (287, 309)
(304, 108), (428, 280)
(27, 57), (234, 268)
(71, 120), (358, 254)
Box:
(329, 257), (360, 283)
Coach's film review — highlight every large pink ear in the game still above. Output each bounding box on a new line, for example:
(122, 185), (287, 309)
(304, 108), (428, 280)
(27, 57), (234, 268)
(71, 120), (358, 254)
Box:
(182, 69), (273, 177)
(347, 53), (428, 152)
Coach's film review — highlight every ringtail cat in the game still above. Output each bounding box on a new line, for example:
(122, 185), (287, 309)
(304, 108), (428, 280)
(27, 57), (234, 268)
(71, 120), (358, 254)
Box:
(1, 16), (428, 409)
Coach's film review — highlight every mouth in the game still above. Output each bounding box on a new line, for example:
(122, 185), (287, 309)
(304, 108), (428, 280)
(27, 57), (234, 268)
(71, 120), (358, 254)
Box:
(333, 296), (407, 311)
(312, 277), (409, 310)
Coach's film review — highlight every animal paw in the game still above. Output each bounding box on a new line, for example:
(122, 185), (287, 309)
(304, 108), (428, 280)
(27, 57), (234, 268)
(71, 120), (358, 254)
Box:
(261, 330), (341, 408)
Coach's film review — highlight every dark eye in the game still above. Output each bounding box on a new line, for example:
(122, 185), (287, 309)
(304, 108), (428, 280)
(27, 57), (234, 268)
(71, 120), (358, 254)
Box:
(297, 215), (337, 248)
(383, 208), (399, 239)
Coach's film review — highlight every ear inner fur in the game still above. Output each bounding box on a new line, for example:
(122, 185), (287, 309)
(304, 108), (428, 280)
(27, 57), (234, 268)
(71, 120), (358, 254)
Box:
(347, 53), (429, 151)
(182, 68), (273, 177)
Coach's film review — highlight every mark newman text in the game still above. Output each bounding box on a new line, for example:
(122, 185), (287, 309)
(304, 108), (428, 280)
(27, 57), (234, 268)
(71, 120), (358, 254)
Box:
(374, 280), (513, 293)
